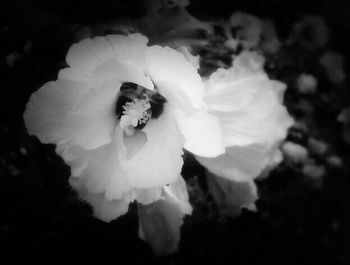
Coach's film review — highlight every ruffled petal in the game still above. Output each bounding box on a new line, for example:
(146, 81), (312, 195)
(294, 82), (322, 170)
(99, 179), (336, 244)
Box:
(57, 138), (132, 202)
(205, 61), (293, 148)
(163, 175), (192, 215)
(118, 104), (185, 189)
(66, 37), (114, 73)
(138, 176), (191, 256)
(196, 144), (274, 181)
(106, 33), (149, 67)
(153, 80), (197, 115)
(56, 144), (89, 177)
(135, 187), (163, 205)
(93, 59), (154, 90)
(60, 33), (150, 84)
(24, 79), (117, 149)
(59, 138), (164, 221)
(216, 85), (293, 148)
(70, 176), (134, 222)
(62, 83), (118, 149)
(206, 172), (258, 218)
(85, 193), (131, 222)
(24, 80), (85, 144)
(203, 52), (293, 149)
(197, 52), (293, 182)
(204, 72), (266, 112)
(65, 34), (148, 75)
(146, 45), (204, 109)
(58, 67), (93, 83)
(174, 108), (225, 157)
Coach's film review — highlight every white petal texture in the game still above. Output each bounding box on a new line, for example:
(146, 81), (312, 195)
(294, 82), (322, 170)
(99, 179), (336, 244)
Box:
(146, 45), (204, 110)
(198, 51), (293, 183)
(116, 105), (185, 189)
(206, 172), (258, 218)
(174, 108), (224, 157)
(24, 80), (118, 149)
(197, 144), (278, 182)
(138, 176), (192, 256)
(24, 33), (222, 224)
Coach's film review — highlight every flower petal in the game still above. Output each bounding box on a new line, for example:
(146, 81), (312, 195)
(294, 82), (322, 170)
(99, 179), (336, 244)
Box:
(154, 80), (196, 115)
(58, 138), (132, 202)
(24, 80), (84, 143)
(135, 187), (163, 205)
(71, 176), (133, 222)
(196, 144), (274, 181)
(137, 176), (191, 256)
(62, 83), (118, 149)
(174, 108), (225, 157)
(24, 79), (116, 149)
(59, 138), (163, 220)
(118, 104), (185, 189)
(204, 71), (266, 112)
(60, 34), (150, 84)
(163, 175), (192, 215)
(199, 52), (293, 182)
(106, 33), (149, 67)
(66, 34), (148, 75)
(24, 79), (118, 149)
(206, 172), (258, 218)
(66, 37), (114, 73)
(93, 59), (154, 90)
(203, 51), (271, 113)
(212, 82), (292, 148)
(58, 67), (93, 83)
(146, 45), (204, 109)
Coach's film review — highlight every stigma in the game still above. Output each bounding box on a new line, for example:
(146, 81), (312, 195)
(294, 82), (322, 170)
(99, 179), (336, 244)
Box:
(120, 97), (151, 135)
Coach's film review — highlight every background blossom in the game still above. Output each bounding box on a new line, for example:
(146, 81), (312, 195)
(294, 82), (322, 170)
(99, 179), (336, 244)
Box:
(196, 51), (293, 215)
(198, 52), (293, 180)
(287, 15), (330, 51)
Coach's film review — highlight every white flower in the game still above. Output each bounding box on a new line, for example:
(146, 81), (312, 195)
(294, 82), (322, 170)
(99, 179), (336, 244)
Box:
(196, 51), (293, 212)
(297, 74), (318, 94)
(24, 33), (225, 223)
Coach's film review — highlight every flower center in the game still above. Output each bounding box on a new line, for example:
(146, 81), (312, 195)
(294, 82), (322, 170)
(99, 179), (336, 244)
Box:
(120, 97), (151, 128)
(116, 82), (166, 135)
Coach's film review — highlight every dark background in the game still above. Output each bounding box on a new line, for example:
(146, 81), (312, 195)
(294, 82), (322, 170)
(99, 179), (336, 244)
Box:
(0, 0), (349, 264)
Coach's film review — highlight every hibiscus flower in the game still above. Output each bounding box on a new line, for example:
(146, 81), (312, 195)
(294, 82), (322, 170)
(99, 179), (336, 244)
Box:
(24, 33), (225, 223)
(197, 52), (293, 214)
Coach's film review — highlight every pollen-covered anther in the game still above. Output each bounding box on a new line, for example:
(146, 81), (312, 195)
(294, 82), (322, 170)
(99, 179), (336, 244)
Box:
(119, 97), (151, 133)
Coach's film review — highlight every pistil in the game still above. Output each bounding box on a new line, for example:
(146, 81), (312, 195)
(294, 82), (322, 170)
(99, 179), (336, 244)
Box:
(120, 97), (151, 135)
